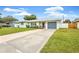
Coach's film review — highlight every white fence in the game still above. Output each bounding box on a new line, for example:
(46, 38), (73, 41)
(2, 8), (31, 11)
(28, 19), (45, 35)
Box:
(59, 23), (68, 28)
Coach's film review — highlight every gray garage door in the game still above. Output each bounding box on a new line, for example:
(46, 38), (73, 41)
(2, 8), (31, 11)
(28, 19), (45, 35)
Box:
(48, 22), (56, 29)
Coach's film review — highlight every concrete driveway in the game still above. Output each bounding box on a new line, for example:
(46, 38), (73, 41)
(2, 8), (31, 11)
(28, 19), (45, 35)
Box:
(0, 29), (56, 53)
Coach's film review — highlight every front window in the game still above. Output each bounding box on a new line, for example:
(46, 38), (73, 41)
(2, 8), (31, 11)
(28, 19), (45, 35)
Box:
(21, 22), (24, 25)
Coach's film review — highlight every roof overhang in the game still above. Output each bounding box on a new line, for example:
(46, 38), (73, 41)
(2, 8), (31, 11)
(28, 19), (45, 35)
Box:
(14, 19), (61, 23)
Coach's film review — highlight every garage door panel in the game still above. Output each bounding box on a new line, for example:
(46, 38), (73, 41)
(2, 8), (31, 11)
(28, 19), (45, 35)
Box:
(48, 22), (56, 29)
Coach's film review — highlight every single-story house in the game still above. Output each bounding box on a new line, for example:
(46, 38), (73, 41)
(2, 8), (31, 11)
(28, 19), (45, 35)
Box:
(13, 20), (61, 29)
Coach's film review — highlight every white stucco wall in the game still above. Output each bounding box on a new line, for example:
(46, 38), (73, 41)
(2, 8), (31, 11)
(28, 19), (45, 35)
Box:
(57, 21), (61, 29)
(14, 23), (26, 28)
(14, 24), (20, 27)
(36, 22), (39, 27)
(36, 22), (43, 28)
(19, 23), (26, 28)
(45, 21), (48, 29)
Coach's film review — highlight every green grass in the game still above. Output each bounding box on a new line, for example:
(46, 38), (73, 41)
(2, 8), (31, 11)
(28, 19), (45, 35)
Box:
(41, 29), (79, 53)
(0, 27), (36, 36)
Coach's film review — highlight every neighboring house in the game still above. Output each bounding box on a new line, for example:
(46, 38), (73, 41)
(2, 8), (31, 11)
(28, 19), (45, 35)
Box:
(0, 23), (8, 27)
(0, 22), (14, 27)
(4, 21), (17, 27)
(74, 19), (79, 29)
(13, 20), (61, 29)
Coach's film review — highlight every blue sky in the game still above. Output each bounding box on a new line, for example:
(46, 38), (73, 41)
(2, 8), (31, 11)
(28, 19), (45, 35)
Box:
(0, 6), (79, 21)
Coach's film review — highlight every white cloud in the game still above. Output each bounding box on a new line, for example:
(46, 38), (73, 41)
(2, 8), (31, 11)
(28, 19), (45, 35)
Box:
(69, 11), (74, 13)
(45, 6), (64, 17)
(3, 8), (24, 12)
(44, 6), (79, 20)
(45, 6), (64, 12)
(64, 14), (79, 20)
(15, 11), (31, 16)
(3, 8), (31, 16)
(47, 12), (64, 16)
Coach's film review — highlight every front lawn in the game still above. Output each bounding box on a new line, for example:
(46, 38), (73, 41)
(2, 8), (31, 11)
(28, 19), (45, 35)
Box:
(41, 29), (79, 53)
(0, 27), (36, 36)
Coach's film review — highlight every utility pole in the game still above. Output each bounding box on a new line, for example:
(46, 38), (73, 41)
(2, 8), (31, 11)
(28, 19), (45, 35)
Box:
(62, 15), (64, 23)
(63, 15), (64, 21)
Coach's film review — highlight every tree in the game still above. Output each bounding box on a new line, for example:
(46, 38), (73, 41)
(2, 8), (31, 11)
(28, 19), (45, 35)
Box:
(0, 13), (2, 18)
(24, 14), (37, 20)
(0, 13), (2, 28)
(63, 19), (71, 23)
(1, 16), (18, 23)
(0, 13), (2, 21)
(75, 18), (79, 21)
